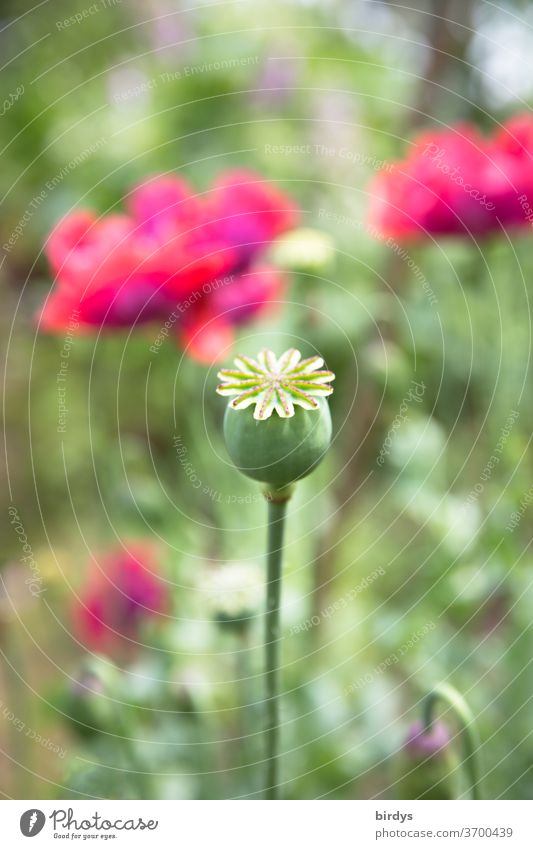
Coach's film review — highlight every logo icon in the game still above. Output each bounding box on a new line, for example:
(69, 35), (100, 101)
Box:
(20, 810), (46, 837)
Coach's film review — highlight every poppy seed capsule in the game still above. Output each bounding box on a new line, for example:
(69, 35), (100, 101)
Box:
(217, 348), (335, 489)
(224, 399), (332, 487)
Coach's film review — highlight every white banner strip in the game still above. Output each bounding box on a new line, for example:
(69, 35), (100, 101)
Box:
(1, 800), (533, 847)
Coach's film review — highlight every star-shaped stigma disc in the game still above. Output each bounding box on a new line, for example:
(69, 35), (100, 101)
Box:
(216, 348), (335, 420)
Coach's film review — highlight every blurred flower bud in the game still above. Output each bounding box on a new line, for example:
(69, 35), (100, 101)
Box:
(201, 563), (263, 632)
(395, 720), (458, 800)
(405, 719), (450, 757)
(270, 228), (335, 273)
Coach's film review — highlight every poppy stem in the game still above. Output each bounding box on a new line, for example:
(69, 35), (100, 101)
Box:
(422, 682), (483, 800)
(263, 486), (292, 799)
(114, 710), (153, 799)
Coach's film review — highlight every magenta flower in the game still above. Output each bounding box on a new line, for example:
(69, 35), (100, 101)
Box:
(369, 115), (533, 239)
(76, 543), (168, 657)
(39, 170), (299, 362)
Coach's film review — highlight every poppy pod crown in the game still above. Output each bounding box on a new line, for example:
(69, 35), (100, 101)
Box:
(217, 348), (335, 489)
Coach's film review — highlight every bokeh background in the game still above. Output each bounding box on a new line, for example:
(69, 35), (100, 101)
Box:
(1, 0), (533, 799)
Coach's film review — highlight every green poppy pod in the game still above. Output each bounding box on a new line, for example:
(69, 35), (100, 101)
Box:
(223, 398), (332, 488)
(217, 348), (335, 490)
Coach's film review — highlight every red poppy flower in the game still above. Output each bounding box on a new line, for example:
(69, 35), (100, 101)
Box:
(39, 170), (299, 361)
(76, 543), (168, 656)
(369, 115), (533, 239)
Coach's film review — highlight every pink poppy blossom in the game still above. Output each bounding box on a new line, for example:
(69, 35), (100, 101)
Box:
(369, 115), (533, 239)
(40, 170), (298, 362)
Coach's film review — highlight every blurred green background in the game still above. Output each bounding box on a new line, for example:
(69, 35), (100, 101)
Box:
(1, 0), (532, 799)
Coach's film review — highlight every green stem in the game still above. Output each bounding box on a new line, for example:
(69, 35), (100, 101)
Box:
(113, 705), (153, 800)
(264, 486), (292, 799)
(234, 627), (252, 786)
(422, 682), (483, 800)
(105, 668), (152, 800)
